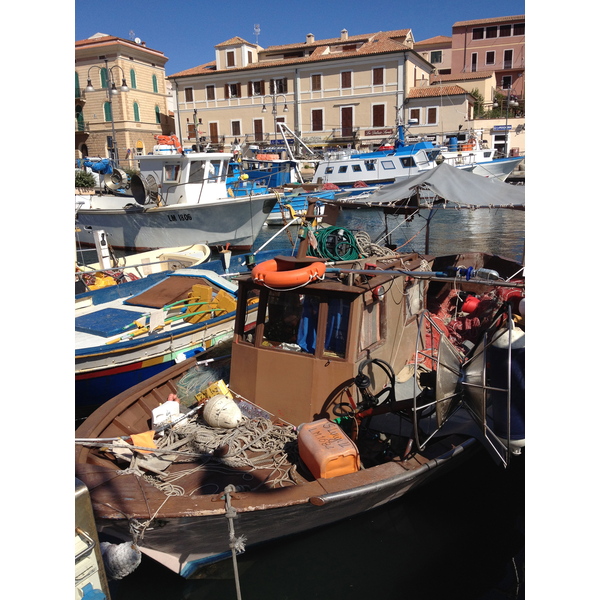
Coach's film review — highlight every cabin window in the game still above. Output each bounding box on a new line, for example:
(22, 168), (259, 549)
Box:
(381, 160), (395, 170)
(338, 166), (348, 173)
(188, 161), (206, 183)
(262, 291), (349, 357)
(352, 164), (362, 172)
(360, 300), (381, 351)
(400, 157), (416, 168)
(207, 160), (222, 182)
(164, 164), (180, 182)
(325, 167), (334, 174)
(365, 161), (376, 171)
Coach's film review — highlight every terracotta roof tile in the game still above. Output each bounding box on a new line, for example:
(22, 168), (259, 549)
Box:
(168, 34), (412, 79)
(453, 15), (525, 28)
(407, 85), (471, 99)
(431, 72), (493, 83)
(215, 37), (254, 47)
(414, 36), (452, 46)
(264, 29), (411, 51)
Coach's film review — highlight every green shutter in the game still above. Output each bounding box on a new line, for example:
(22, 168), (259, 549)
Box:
(104, 101), (112, 122)
(152, 74), (158, 93)
(133, 102), (140, 122)
(130, 69), (137, 89)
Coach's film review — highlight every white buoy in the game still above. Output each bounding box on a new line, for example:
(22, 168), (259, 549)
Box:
(203, 394), (243, 428)
(100, 541), (141, 580)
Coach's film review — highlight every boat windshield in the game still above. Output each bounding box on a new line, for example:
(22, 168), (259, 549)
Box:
(242, 289), (350, 358)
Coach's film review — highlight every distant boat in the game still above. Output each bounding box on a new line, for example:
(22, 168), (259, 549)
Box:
(75, 137), (278, 253)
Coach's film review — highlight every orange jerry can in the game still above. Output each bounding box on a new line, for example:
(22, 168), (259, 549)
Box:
(298, 419), (360, 479)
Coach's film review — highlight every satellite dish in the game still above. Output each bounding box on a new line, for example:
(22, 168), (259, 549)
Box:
(135, 37), (142, 45)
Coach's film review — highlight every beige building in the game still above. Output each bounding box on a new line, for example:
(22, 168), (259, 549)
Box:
(75, 33), (174, 168)
(168, 29), (444, 155)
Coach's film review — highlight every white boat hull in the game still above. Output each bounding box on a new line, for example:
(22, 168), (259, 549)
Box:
(76, 194), (277, 252)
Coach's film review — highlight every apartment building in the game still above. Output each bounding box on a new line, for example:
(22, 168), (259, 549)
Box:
(75, 33), (173, 167)
(167, 29), (444, 154)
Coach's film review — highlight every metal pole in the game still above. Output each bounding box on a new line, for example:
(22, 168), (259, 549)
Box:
(104, 59), (119, 164)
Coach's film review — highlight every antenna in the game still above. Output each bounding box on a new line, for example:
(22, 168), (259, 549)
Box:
(129, 30), (136, 40)
(254, 24), (260, 45)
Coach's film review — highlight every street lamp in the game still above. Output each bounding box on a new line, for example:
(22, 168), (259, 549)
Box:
(262, 94), (288, 148)
(85, 59), (129, 164)
(493, 89), (518, 157)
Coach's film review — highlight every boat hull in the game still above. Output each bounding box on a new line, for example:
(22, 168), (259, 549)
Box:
(470, 157), (523, 181)
(82, 438), (476, 578)
(76, 194), (277, 252)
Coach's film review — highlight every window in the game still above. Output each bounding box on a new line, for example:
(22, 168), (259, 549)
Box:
(365, 160), (376, 171)
(155, 106), (161, 124)
(373, 67), (384, 85)
(103, 101), (112, 122)
(486, 51), (495, 65)
(499, 24), (512, 37)
(400, 157), (416, 168)
(152, 74), (158, 93)
(381, 160), (395, 170)
(430, 51), (442, 64)
(426, 107), (437, 125)
(471, 53), (478, 72)
(341, 71), (352, 89)
(514, 23), (525, 36)
(486, 26), (498, 38)
(247, 50), (253, 64)
(409, 108), (420, 124)
(185, 87), (193, 102)
(352, 165), (362, 172)
(100, 67), (108, 88)
(338, 166), (348, 173)
(232, 120), (241, 136)
(248, 80), (265, 96)
(311, 109), (323, 132)
(187, 123), (196, 140)
(207, 160), (222, 182)
(325, 167), (334, 174)
(270, 78), (288, 94)
(225, 83), (241, 98)
(501, 76), (513, 90)
(75, 105), (84, 131)
(129, 69), (137, 89)
(133, 102), (140, 122)
(311, 74), (322, 91)
(504, 49), (513, 69)
(472, 28), (484, 40)
(372, 104), (385, 127)
(75, 72), (81, 98)
(206, 85), (215, 100)
(164, 164), (181, 182)
(360, 300), (382, 351)
(226, 51), (235, 67)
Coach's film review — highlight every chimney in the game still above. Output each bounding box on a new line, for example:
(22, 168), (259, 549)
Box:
(341, 29), (348, 41)
(306, 33), (314, 44)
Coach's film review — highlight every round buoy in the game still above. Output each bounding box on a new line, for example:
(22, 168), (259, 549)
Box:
(100, 541), (141, 580)
(203, 394), (243, 428)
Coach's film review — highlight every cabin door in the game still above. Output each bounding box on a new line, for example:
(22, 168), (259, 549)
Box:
(341, 107), (353, 138)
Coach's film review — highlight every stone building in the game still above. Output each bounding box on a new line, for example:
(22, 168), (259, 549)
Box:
(75, 33), (174, 168)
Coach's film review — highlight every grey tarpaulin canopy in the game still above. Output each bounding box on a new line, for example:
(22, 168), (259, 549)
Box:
(333, 162), (524, 209)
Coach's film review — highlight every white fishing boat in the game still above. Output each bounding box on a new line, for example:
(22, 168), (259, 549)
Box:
(75, 139), (278, 253)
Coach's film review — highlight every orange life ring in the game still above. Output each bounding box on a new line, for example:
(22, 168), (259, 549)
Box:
(252, 258), (326, 288)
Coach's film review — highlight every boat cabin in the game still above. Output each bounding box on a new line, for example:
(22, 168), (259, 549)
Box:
(229, 254), (428, 426)
(130, 151), (233, 207)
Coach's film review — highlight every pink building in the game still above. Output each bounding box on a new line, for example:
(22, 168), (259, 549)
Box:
(450, 15), (525, 99)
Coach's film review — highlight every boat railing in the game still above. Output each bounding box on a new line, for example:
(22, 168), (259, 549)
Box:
(75, 257), (190, 282)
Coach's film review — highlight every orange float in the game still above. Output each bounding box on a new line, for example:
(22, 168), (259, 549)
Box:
(252, 257), (326, 288)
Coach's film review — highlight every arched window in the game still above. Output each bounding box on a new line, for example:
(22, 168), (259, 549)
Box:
(100, 67), (108, 89)
(76, 105), (85, 131)
(133, 102), (140, 122)
(103, 101), (112, 122)
(130, 69), (137, 89)
(155, 106), (161, 124)
(152, 74), (158, 93)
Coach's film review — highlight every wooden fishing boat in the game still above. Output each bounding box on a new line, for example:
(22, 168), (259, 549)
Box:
(75, 234), (525, 578)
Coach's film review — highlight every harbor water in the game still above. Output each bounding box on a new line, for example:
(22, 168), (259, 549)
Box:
(86, 206), (526, 600)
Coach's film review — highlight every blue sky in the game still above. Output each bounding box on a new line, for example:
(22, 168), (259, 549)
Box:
(75, 0), (525, 76)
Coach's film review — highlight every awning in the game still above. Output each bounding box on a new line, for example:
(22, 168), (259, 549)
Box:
(332, 162), (524, 209)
